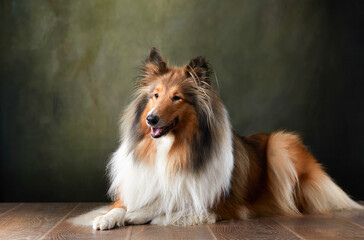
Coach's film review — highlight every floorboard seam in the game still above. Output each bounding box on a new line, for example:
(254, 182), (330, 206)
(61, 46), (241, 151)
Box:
(273, 218), (306, 240)
(336, 216), (363, 229)
(37, 203), (81, 240)
(206, 225), (218, 240)
(126, 226), (133, 240)
(0, 202), (24, 218)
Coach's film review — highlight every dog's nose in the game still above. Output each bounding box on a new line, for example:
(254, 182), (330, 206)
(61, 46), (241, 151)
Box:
(146, 114), (159, 126)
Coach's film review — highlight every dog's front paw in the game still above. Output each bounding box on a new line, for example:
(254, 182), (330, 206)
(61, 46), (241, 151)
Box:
(93, 208), (126, 230)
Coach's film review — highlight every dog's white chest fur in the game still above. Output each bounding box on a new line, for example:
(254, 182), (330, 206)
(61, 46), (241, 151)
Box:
(108, 115), (234, 223)
(154, 134), (175, 177)
(110, 135), (181, 213)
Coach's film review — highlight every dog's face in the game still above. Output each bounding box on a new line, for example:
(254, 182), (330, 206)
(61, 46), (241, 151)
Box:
(146, 77), (194, 138)
(139, 48), (211, 139)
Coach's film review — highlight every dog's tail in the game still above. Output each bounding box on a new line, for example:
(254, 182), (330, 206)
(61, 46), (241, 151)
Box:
(266, 131), (362, 215)
(68, 205), (109, 227)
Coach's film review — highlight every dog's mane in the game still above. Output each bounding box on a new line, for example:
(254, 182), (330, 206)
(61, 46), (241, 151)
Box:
(118, 62), (227, 173)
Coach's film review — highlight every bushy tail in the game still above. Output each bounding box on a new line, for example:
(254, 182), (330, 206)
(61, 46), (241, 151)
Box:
(266, 131), (362, 215)
(298, 169), (362, 213)
(68, 205), (109, 226)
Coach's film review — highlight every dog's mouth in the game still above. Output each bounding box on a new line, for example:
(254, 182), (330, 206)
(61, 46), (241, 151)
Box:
(151, 118), (178, 138)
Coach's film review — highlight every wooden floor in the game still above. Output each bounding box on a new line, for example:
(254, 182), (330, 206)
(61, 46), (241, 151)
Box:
(0, 203), (363, 240)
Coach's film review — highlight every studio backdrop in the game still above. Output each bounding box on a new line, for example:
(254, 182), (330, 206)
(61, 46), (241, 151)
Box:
(1, 0), (363, 201)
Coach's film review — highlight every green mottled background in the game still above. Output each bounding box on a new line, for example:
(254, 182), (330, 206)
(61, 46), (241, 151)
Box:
(1, 0), (363, 201)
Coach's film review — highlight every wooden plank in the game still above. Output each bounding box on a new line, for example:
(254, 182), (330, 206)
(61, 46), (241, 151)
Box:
(208, 218), (301, 240)
(0, 203), (21, 216)
(331, 208), (364, 227)
(276, 215), (364, 240)
(0, 203), (77, 240)
(42, 202), (132, 240)
(131, 224), (214, 240)
(0, 202), (362, 239)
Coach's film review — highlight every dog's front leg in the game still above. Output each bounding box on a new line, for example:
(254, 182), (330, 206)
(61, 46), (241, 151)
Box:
(93, 199), (126, 230)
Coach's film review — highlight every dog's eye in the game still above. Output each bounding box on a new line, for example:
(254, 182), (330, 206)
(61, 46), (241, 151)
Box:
(154, 93), (159, 98)
(172, 95), (181, 101)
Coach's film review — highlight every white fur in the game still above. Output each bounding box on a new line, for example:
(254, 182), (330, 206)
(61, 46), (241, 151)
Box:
(147, 107), (156, 117)
(151, 211), (218, 226)
(107, 108), (233, 225)
(301, 174), (363, 212)
(93, 208), (126, 230)
(68, 205), (109, 226)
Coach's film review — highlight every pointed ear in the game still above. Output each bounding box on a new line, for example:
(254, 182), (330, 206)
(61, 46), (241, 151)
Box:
(186, 56), (211, 85)
(143, 47), (168, 76)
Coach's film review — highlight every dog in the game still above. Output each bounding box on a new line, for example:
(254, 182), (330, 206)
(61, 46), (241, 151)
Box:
(80, 47), (361, 230)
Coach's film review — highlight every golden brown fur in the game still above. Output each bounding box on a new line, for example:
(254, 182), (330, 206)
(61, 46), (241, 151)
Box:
(215, 131), (361, 219)
(134, 69), (201, 172)
(96, 48), (361, 230)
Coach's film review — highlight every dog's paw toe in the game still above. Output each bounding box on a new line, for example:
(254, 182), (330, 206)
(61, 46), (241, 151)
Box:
(92, 208), (126, 230)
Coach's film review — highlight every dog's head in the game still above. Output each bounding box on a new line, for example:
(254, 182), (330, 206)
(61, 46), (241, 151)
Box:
(138, 47), (213, 139)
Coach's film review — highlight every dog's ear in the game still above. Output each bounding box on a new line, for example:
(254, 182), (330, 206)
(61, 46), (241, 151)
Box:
(143, 47), (168, 76)
(186, 56), (211, 85)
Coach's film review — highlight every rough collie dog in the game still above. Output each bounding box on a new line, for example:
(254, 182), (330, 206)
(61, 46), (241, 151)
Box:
(84, 48), (360, 230)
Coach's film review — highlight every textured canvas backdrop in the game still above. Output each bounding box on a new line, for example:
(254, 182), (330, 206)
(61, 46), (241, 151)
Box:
(1, 0), (363, 201)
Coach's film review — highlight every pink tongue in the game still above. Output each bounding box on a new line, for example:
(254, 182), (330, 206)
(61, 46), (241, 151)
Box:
(151, 127), (162, 136)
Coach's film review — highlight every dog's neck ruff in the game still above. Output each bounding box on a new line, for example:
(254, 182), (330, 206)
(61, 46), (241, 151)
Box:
(108, 107), (234, 220)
